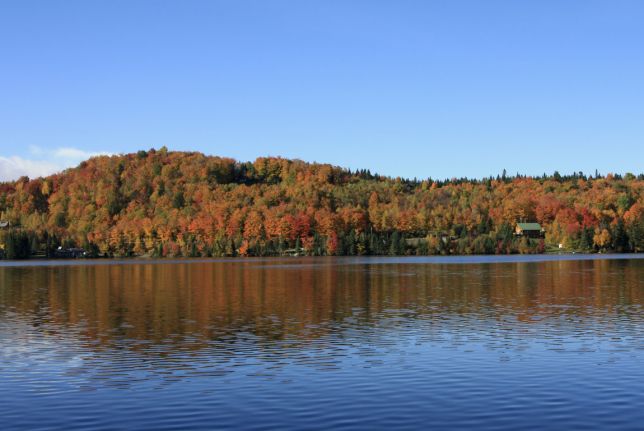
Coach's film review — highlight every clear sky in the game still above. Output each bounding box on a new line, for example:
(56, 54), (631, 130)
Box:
(1, 0), (643, 181)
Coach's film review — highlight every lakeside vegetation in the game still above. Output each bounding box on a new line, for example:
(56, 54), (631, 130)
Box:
(1, 148), (643, 259)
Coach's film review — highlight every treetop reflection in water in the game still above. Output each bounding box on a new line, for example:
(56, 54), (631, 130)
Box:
(1, 256), (643, 430)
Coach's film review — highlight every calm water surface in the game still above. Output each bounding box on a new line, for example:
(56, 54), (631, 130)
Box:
(1, 255), (643, 430)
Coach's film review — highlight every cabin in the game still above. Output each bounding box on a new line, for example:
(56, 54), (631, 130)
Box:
(515, 222), (543, 238)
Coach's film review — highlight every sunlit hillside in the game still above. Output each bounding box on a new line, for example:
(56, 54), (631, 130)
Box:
(1, 147), (642, 258)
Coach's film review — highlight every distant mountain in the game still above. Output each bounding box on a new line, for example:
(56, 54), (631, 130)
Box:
(1, 148), (642, 258)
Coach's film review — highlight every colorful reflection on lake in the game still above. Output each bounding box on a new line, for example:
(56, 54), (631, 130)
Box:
(1, 256), (643, 430)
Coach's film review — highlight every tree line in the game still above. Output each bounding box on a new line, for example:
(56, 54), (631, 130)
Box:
(1, 148), (642, 259)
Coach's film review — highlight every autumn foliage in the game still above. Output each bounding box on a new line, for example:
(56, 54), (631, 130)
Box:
(1, 148), (643, 258)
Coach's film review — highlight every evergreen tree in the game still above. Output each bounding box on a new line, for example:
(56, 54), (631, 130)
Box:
(4, 231), (31, 259)
(349, 230), (357, 256)
(612, 220), (629, 252)
(389, 232), (406, 255)
(627, 219), (644, 252)
(579, 227), (594, 251)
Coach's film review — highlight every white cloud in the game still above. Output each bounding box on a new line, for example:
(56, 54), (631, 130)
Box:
(52, 147), (112, 160)
(0, 156), (61, 182)
(0, 146), (113, 182)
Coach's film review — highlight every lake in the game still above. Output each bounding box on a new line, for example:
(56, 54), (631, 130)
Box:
(1, 255), (643, 430)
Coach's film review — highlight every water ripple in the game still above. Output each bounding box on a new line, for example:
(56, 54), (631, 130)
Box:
(0, 257), (643, 430)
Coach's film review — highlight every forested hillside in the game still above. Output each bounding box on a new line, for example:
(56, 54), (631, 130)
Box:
(1, 147), (643, 258)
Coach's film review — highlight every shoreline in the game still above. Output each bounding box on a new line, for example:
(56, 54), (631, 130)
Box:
(1, 252), (643, 268)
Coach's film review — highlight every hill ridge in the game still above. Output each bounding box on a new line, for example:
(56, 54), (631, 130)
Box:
(1, 148), (642, 258)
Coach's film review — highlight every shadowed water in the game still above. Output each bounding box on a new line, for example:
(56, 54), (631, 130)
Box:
(1, 256), (643, 430)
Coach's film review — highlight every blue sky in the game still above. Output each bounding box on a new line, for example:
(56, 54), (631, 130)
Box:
(1, 0), (643, 181)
